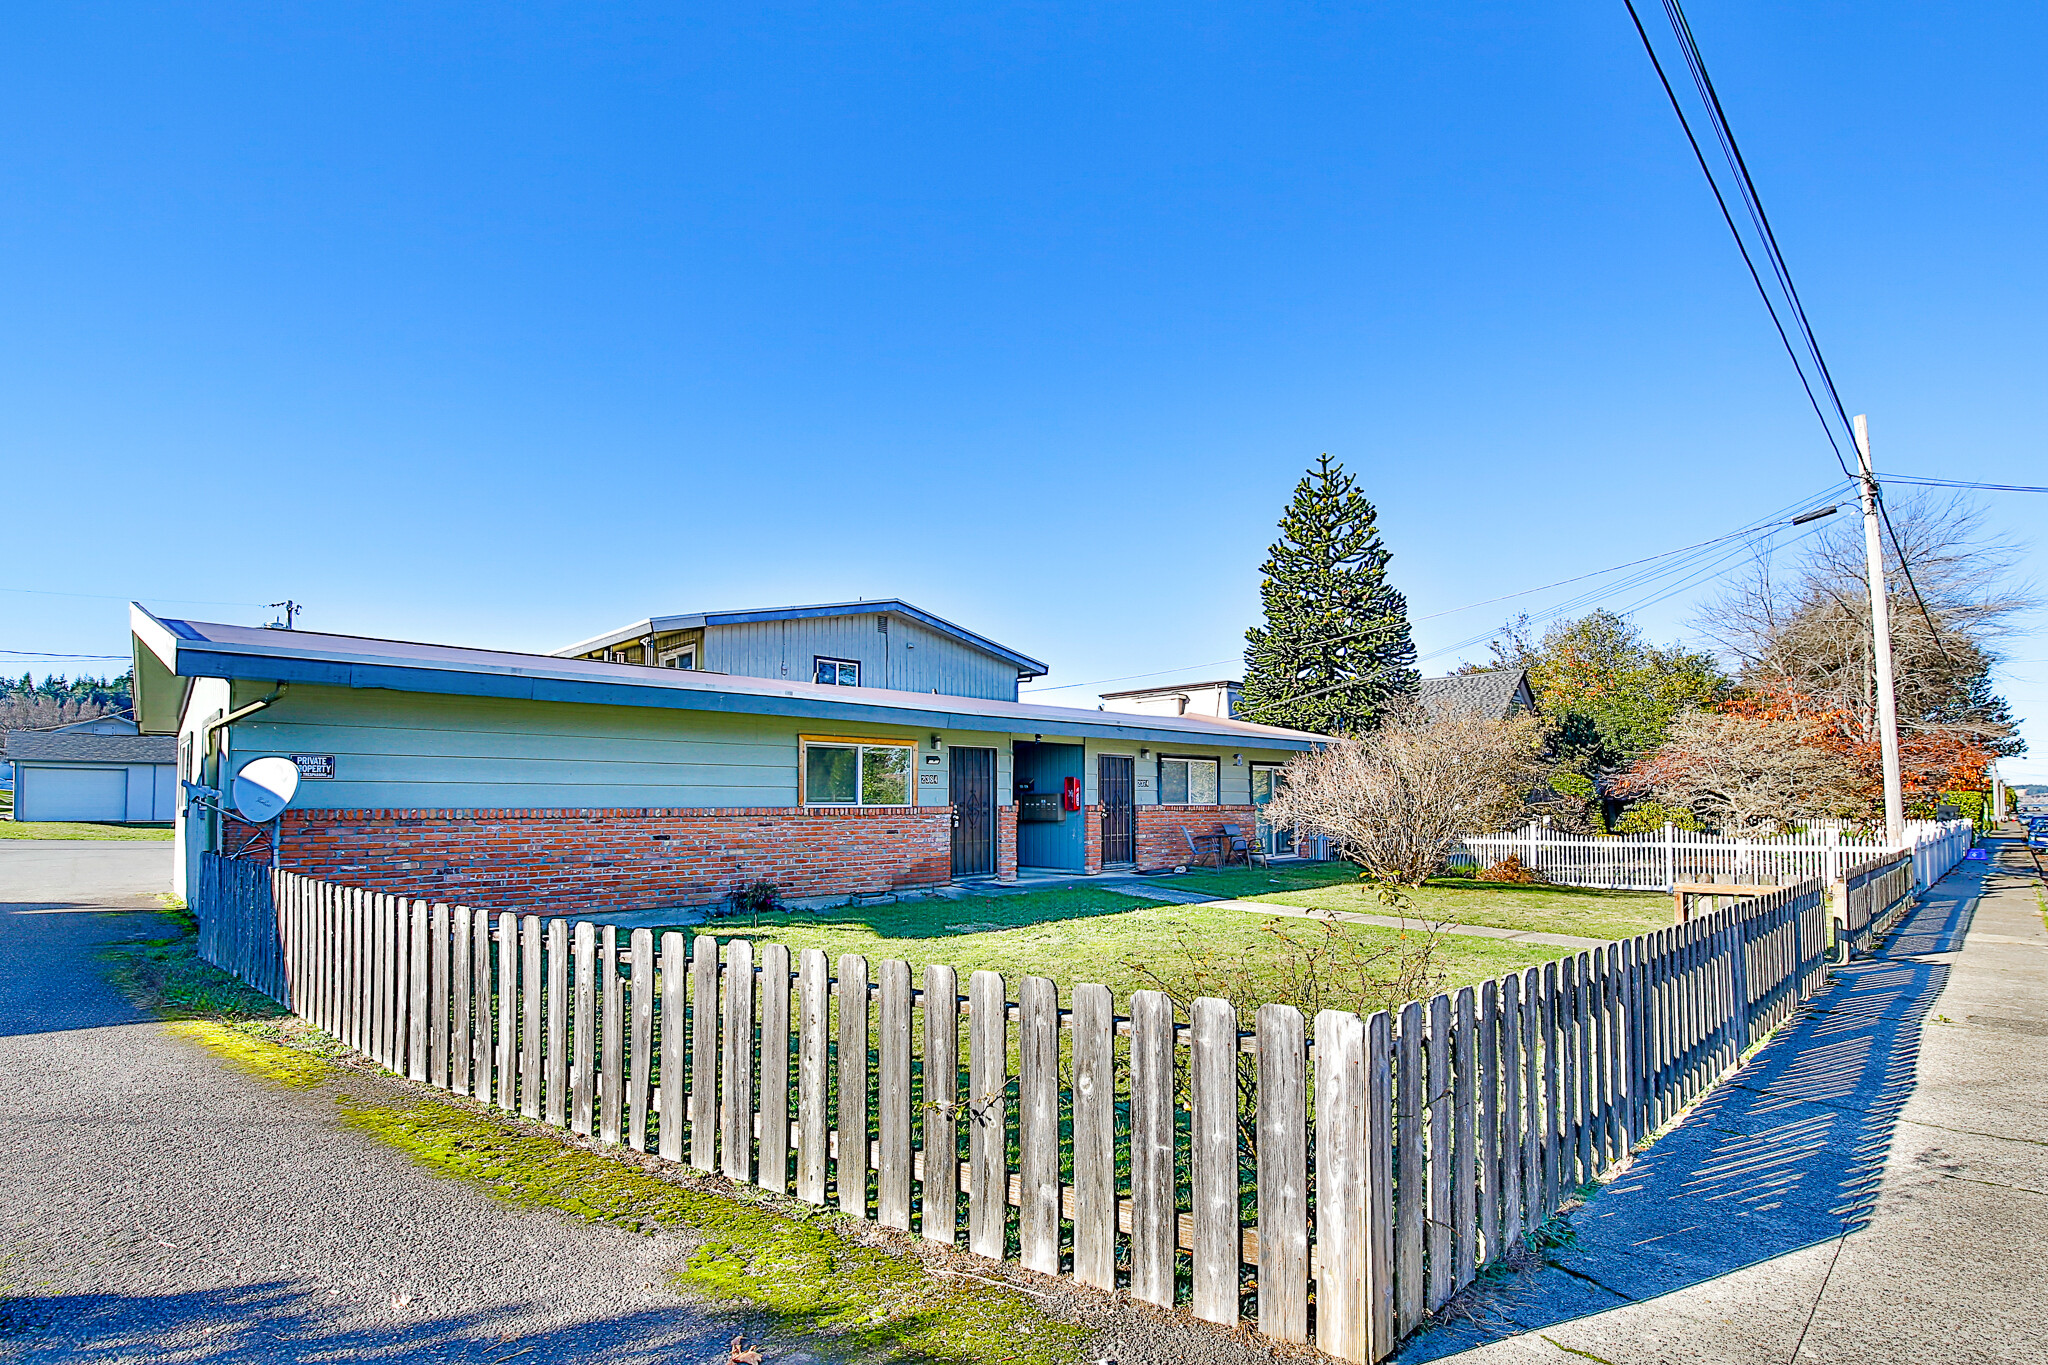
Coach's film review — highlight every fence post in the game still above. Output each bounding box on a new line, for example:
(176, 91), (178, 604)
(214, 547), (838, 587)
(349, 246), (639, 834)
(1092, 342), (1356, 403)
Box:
(1663, 823), (1676, 892)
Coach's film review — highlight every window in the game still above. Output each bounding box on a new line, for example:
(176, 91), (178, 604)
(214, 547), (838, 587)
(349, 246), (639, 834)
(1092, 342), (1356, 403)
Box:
(662, 648), (696, 670)
(1158, 756), (1219, 805)
(802, 737), (914, 806)
(815, 657), (859, 686)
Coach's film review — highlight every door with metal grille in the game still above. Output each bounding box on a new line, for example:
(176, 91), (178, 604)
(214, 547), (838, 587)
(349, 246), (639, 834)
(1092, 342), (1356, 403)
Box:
(1099, 755), (1136, 865)
(949, 747), (997, 878)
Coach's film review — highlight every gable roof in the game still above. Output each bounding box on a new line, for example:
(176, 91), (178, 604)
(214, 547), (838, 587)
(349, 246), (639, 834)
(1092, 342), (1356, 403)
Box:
(130, 605), (1323, 752)
(1417, 669), (1536, 721)
(555, 599), (1049, 679)
(6, 729), (175, 764)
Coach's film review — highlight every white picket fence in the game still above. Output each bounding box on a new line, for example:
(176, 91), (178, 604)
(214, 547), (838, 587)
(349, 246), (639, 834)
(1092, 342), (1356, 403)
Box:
(1453, 820), (1975, 894)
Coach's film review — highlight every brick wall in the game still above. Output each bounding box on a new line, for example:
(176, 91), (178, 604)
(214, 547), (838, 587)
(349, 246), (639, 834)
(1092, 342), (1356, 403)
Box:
(1136, 805), (1257, 872)
(277, 806), (952, 914)
(997, 805), (1018, 882)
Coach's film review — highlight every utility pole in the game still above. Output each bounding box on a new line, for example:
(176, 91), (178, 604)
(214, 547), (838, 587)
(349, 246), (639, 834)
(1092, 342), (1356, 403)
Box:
(1854, 414), (1905, 847)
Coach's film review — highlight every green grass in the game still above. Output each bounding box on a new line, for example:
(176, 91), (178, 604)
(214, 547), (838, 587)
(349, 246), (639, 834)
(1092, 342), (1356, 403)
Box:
(682, 885), (1568, 1008)
(0, 789), (174, 840)
(1228, 873), (1673, 942)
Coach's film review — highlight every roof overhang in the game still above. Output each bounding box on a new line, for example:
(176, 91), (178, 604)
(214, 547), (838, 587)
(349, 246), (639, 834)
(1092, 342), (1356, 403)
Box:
(131, 607), (1321, 752)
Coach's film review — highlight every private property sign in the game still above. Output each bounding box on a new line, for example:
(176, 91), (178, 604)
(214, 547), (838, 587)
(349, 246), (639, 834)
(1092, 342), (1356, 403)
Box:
(290, 754), (335, 779)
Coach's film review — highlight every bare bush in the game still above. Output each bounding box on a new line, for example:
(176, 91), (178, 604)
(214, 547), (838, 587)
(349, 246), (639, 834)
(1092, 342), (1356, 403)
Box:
(1619, 708), (1864, 834)
(1264, 701), (1549, 884)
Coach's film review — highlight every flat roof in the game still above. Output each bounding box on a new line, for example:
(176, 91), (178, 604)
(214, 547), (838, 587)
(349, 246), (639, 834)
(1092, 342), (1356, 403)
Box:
(1098, 679), (1242, 699)
(554, 599), (1049, 679)
(131, 606), (1322, 752)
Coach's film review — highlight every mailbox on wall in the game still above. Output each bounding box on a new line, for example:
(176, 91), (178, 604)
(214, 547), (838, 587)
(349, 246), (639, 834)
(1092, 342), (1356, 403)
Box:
(1017, 792), (1065, 824)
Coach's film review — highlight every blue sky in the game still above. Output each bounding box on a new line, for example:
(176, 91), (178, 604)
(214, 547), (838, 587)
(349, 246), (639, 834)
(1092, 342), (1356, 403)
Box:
(5, 3), (2044, 778)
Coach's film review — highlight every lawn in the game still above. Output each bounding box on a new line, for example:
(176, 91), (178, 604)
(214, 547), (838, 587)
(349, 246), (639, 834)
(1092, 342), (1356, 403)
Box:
(1170, 860), (1672, 942)
(0, 789), (175, 840)
(674, 885), (1570, 1016)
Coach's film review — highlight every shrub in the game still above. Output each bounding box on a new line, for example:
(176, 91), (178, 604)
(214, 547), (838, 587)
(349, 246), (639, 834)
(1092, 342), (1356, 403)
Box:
(1479, 855), (1547, 885)
(1611, 800), (1705, 835)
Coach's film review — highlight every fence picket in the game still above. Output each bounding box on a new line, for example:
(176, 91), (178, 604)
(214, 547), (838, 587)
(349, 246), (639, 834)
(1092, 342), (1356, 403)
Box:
(797, 949), (830, 1205)
(1499, 972), (1525, 1244)
(572, 920), (596, 1138)
(452, 906), (472, 1096)
(837, 954), (871, 1218)
(521, 916), (543, 1119)
(546, 919), (568, 1126)
(1019, 975), (1061, 1276)
(1477, 980), (1500, 1267)
(429, 904), (450, 1089)
(691, 935), (718, 1171)
(968, 969), (1008, 1262)
(722, 938), (755, 1182)
(1314, 1008), (1366, 1362)
(1256, 1002), (1308, 1343)
(921, 964), (960, 1246)
(759, 942), (792, 1193)
(629, 927), (655, 1152)
(658, 931), (688, 1162)
(1129, 988), (1174, 1308)
(878, 958), (913, 1229)
(1394, 999), (1424, 1336)
(1191, 995), (1239, 1325)
(1425, 992), (1453, 1310)
(1451, 987), (1477, 1292)
(471, 909), (493, 1107)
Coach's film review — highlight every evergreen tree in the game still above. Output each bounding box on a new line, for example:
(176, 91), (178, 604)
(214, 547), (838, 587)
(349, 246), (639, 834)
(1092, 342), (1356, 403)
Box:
(1241, 454), (1417, 733)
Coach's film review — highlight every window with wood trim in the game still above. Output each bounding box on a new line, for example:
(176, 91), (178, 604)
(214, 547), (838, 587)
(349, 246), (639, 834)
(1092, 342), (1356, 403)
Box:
(801, 736), (915, 806)
(1157, 755), (1219, 804)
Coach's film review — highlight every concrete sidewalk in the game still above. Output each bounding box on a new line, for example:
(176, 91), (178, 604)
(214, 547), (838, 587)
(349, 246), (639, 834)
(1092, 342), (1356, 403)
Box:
(1398, 834), (2048, 1365)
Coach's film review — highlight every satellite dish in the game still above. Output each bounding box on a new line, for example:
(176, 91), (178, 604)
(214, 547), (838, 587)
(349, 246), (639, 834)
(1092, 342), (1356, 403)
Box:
(232, 756), (301, 823)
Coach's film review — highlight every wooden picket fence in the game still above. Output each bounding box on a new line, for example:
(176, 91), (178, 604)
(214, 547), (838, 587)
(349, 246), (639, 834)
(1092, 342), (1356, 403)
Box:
(1453, 819), (1974, 894)
(197, 854), (1846, 1361)
(1835, 852), (1917, 957)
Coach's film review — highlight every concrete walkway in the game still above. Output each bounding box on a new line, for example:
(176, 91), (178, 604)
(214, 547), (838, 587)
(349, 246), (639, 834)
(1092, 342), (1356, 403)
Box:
(1397, 834), (2048, 1365)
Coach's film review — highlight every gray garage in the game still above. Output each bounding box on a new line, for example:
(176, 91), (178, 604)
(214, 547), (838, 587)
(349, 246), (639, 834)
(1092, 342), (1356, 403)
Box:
(6, 720), (176, 824)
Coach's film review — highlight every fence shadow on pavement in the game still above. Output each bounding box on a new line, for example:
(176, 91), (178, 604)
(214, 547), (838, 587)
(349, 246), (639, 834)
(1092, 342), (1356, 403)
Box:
(0, 1279), (754, 1365)
(1397, 883), (1980, 1361)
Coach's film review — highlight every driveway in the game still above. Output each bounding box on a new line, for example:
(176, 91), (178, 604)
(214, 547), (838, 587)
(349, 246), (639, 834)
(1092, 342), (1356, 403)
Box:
(0, 842), (742, 1363)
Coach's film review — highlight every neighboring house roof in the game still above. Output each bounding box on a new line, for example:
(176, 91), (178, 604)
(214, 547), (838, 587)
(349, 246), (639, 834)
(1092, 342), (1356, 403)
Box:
(5, 730), (176, 764)
(554, 599), (1050, 679)
(130, 606), (1324, 752)
(1098, 679), (1242, 700)
(1417, 669), (1537, 721)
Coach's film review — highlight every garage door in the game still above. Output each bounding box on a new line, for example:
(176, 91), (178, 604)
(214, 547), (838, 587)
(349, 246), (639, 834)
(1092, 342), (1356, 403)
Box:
(22, 767), (128, 822)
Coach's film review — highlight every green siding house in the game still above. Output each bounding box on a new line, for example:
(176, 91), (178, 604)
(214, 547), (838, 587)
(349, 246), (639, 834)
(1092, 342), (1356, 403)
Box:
(132, 603), (1323, 913)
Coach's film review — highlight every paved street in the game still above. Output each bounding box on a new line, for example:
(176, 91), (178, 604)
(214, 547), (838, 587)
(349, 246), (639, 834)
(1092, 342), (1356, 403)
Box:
(1399, 836), (2048, 1365)
(0, 841), (739, 1364)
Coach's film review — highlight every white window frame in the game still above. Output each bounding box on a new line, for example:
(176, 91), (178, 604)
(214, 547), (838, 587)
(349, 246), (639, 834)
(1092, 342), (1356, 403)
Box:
(814, 656), (860, 687)
(799, 734), (917, 808)
(1157, 755), (1221, 806)
(661, 646), (697, 670)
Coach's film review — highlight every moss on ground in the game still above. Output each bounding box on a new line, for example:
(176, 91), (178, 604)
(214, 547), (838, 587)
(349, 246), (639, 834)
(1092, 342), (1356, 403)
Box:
(131, 939), (1089, 1365)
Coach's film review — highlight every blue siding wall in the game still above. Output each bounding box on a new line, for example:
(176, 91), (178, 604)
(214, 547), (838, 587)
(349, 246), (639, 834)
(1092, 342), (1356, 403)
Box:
(703, 612), (1021, 701)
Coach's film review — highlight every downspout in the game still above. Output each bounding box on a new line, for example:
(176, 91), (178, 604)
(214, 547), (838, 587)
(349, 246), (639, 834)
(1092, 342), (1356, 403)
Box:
(198, 685), (287, 859)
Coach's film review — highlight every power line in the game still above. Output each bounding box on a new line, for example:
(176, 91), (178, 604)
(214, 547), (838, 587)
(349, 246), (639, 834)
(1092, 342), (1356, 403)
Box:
(1619, 0), (1853, 478)
(1033, 485), (1847, 716)
(0, 650), (130, 660)
(0, 585), (269, 608)
(1874, 473), (2048, 495)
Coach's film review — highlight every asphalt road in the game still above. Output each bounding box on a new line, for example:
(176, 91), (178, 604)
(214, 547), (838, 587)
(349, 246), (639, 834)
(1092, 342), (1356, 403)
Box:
(0, 841), (751, 1364)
